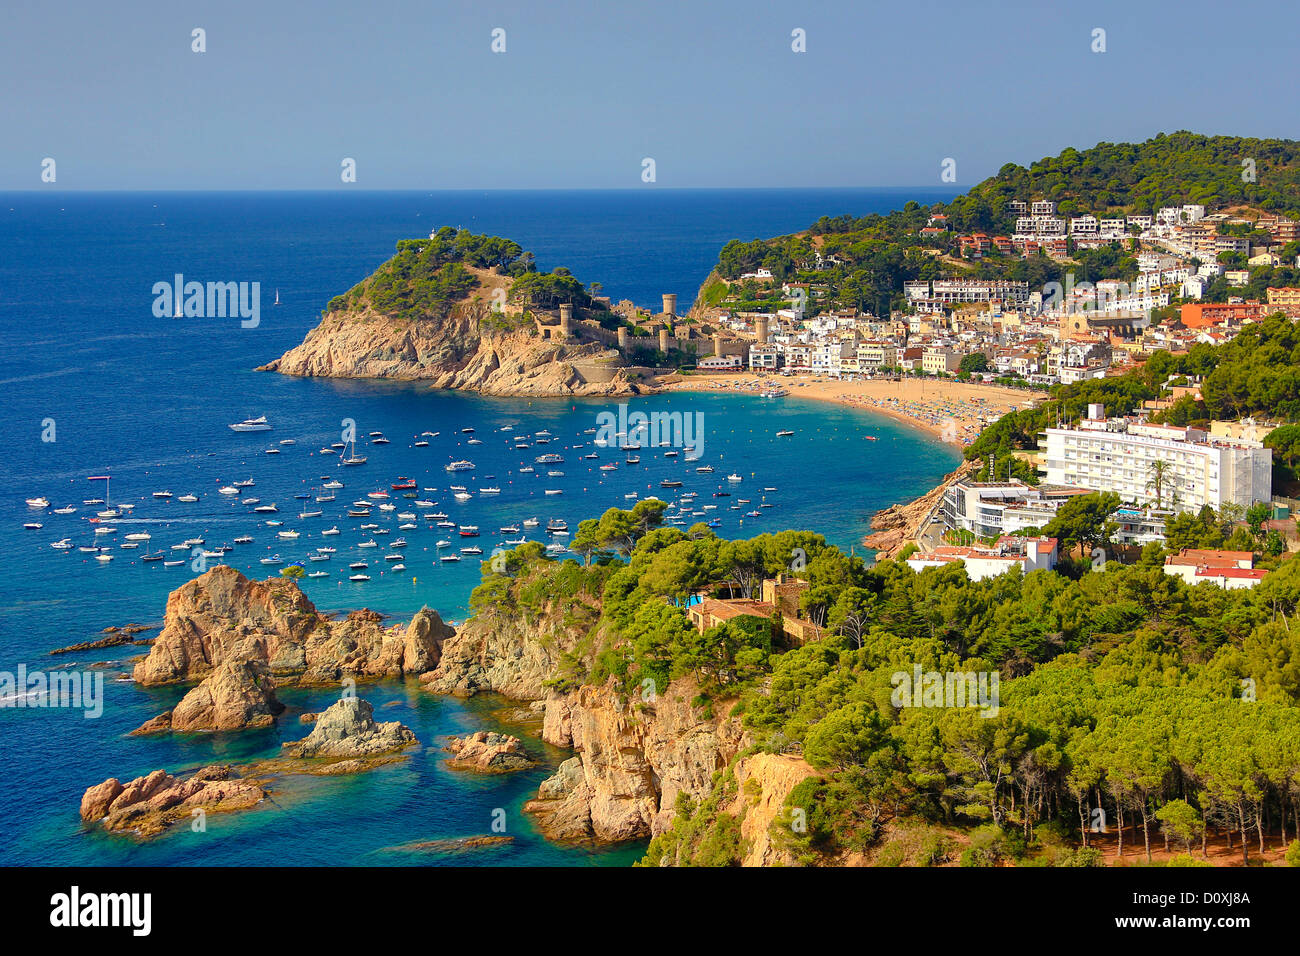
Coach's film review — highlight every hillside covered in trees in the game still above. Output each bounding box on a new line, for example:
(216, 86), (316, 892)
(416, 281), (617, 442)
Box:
(323, 226), (593, 324)
(703, 133), (1300, 316)
(474, 503), (1300, 867)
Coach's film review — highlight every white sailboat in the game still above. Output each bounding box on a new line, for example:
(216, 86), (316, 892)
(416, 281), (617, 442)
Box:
(341, 439), (367, 466)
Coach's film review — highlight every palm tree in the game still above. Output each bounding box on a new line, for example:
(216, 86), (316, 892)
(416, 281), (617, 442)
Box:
(1146, 460), (1173, 509)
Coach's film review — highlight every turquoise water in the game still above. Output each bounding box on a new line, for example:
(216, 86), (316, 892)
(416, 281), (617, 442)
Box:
(0, 191), (959, 865)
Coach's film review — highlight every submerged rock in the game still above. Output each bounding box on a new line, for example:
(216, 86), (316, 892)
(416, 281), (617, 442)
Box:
(388, 835), (514, 854)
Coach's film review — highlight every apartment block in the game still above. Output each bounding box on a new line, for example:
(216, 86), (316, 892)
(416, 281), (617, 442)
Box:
(1040, 405), (1272, 511)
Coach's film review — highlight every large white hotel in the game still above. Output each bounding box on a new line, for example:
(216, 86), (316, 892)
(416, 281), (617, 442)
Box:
(1040, 405), (1272, 511)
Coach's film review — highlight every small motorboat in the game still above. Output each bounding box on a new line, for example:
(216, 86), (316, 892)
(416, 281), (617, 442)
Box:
(25, 497), (50, 508)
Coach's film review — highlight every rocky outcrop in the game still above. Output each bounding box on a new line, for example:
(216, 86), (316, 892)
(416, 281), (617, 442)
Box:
(524, 681), (748, 844)
(51, 626), (154, 655)
(132, 567), (452, 686)
(261, 304), (641, 398)
(79, 765), (265, 837)
(133, 659), (284, 734)
(420, 596), (589, 699)
(443, 731), (536, 773)
(729, 753), (819, 867)
(863, 459), (979, 559)
(426, 591), (773, 850)
(281, 697), (417, 760)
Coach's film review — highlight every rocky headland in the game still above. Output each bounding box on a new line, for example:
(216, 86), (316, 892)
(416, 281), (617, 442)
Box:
(258, 233), (651, 397)
(418, 579), (816, 862)
(89, 562), (815, 862)
(863, 459), (979, 558)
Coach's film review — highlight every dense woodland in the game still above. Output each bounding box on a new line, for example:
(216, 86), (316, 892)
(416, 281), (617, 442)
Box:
(323, 226), (590, 323)
(471, 502), (1300, 867)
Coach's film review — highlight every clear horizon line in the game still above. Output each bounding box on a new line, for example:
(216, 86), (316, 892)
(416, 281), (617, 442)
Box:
(0, 185), (967, 195)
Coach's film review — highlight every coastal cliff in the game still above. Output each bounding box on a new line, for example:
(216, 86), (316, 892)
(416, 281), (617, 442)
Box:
(419, 579), (813, 861)
(262, 307), (643, 397)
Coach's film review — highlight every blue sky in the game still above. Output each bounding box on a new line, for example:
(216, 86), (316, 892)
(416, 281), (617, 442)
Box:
(3, 0), (1297, 190)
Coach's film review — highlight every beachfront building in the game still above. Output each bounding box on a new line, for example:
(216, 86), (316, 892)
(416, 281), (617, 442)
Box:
(748, 343), (780, 371)
(906, 536), (1059, 582)
(856, 341), (900, 371)
(812, 341), (851, 376)
(1040, 404), (1272, 511)
(922, 347), (962, 375)
(1162, 549), (1268, 590)
(941, 480), (1068, 537)
(698, 354), (743, 370)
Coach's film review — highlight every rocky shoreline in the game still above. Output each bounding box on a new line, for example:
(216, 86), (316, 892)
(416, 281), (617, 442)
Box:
(863, 459), (979, 558)
(79, 565), (813, 862)
(260, 309), (647, 398)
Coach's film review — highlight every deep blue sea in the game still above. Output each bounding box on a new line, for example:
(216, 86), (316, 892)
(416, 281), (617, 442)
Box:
(0, 189), (960, 866)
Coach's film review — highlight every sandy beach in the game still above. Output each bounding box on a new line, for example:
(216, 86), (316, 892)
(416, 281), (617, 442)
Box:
(658, 373), (1046, 446)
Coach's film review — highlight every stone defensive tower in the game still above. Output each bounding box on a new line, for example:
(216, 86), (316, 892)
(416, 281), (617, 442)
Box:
(755, 316), (770, 345)
(662, 293), (677, 319)
(558, 303), (574, 340)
